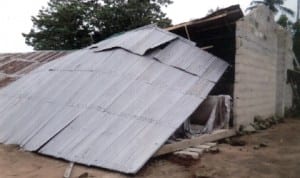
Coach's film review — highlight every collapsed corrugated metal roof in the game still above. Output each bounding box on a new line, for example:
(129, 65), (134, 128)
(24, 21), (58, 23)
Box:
(0, 25), (228, 173)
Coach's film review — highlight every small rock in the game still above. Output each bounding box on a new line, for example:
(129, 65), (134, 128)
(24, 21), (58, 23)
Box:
(258, 123), (267, 130)
(223, 138), (231, 144)
(194, 171), (212, 178)
(78, 172), (89, 178)
(230, 139), (247, 146)
(259, 142), (268, 147)
(174, 151), (200, 160)
(238, 125), (245, 132)
(185, 148), (204, 155)
(264, 120), (271, 127)
(195, 145), (211, 152)
(244, 125), (256, 133)
(253, 145), (260, 150)
(269, 118), (276, 125)
(253, 143), (268, 150)
(209, 147), (220, 154)
(205, 142), (217, 147)
(251, 123), (260, 130)
(254, 116), (264, 123)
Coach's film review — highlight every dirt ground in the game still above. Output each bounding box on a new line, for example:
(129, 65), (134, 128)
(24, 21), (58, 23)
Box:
(0, 118), (300, 178)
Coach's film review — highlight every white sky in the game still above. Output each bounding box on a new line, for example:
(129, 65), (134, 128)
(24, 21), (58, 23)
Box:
(0, 0), (297, 53)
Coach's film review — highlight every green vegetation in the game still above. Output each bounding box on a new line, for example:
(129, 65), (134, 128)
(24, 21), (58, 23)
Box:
(277, 14), (293, 30)
(23, 0), (173, 50)
(247, 0), (294, 16)
(294, 21), (300, 65)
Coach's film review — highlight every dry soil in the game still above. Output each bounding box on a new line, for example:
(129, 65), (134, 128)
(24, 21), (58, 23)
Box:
(0, 118), (299, 178)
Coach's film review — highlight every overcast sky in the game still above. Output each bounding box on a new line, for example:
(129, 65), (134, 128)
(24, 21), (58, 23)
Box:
(0, 0), (297, 53)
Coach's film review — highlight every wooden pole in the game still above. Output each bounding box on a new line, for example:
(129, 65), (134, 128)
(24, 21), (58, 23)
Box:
(154, 129), (236, 157)
(184, 24), (191, 40)
(298, 0), (300, 22)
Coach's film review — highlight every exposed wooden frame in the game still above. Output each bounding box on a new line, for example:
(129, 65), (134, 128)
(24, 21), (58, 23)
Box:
(184, 24), (191, 40)
(166, 8), (242, 32)
(200, 45), (214, 50)
(154, 129), (236, 157)
(166, 13), (228, 31)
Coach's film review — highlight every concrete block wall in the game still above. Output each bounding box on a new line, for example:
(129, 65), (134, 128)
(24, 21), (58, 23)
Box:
(283, 34), (294, 110)
(276, 29), (295, 116)
(234, 6), (279, 127)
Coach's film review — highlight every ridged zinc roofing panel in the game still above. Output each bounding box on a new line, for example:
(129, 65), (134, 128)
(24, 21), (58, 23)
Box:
(0, 25), (228, 174)
(153, 39), (217, 77)
(38, 55), (205, 173)
(92, 25), (178, 55)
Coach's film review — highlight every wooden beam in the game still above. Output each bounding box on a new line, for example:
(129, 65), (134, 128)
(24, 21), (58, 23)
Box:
(154, 129), (236, 157)
(200, 45), (214, 50)
(166, 8), (242, 32)
(63, 162), (74, 178)
(184, 25), (191, 40)
(166, 13), (227, 31)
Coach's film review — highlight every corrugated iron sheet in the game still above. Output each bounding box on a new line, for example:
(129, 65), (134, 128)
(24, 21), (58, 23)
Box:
(92, 25), (195, 55)
(0, 26), (228, 173)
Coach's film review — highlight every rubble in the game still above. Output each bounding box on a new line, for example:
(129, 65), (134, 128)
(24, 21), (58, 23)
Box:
(221, 137), (247, 146)
(174, 151), (200, 160)
(253, 142), (268, 150)
(243, 125), (256, 133)
(239, 116), (284, 135)
(209, 147), (220, 154)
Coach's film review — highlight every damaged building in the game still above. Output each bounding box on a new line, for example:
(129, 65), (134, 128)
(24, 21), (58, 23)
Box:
(0, 4), (298, 174)
(0, 25), (229, 173)
(167, 5), (297, 127)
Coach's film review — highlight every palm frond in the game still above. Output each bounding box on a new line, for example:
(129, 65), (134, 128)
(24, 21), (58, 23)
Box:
(270, 4), (279, 13)
(250, 0), (267, 5)
(274, 0), (285, 5)
(246, 5), (258, 12)
(279, 6), (295, 16)
(247, 0), (294, 17)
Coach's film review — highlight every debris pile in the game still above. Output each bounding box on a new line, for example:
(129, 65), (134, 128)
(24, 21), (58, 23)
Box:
(251, 116), (283, 130)
(239, 116), (284, 134)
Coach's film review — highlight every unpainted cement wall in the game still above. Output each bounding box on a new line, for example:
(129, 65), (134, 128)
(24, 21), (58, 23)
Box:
(234, 6), (294, 127)
(276, 29), (294, 116)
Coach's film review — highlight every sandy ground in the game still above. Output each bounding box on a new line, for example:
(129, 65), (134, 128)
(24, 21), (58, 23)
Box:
(0, 118), (300, 178)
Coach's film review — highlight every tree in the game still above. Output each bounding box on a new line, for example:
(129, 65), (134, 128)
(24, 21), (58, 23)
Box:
(277, 14), (293, 30)
(207, 7), (220, 15)
(247, 0), (294, 16)
(294, 21), (300, 65)
(23, 0), (173, 50)
(93, 0), (172, 41)
(23, 0), (99, 50)
(297, 0), (300, 21)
